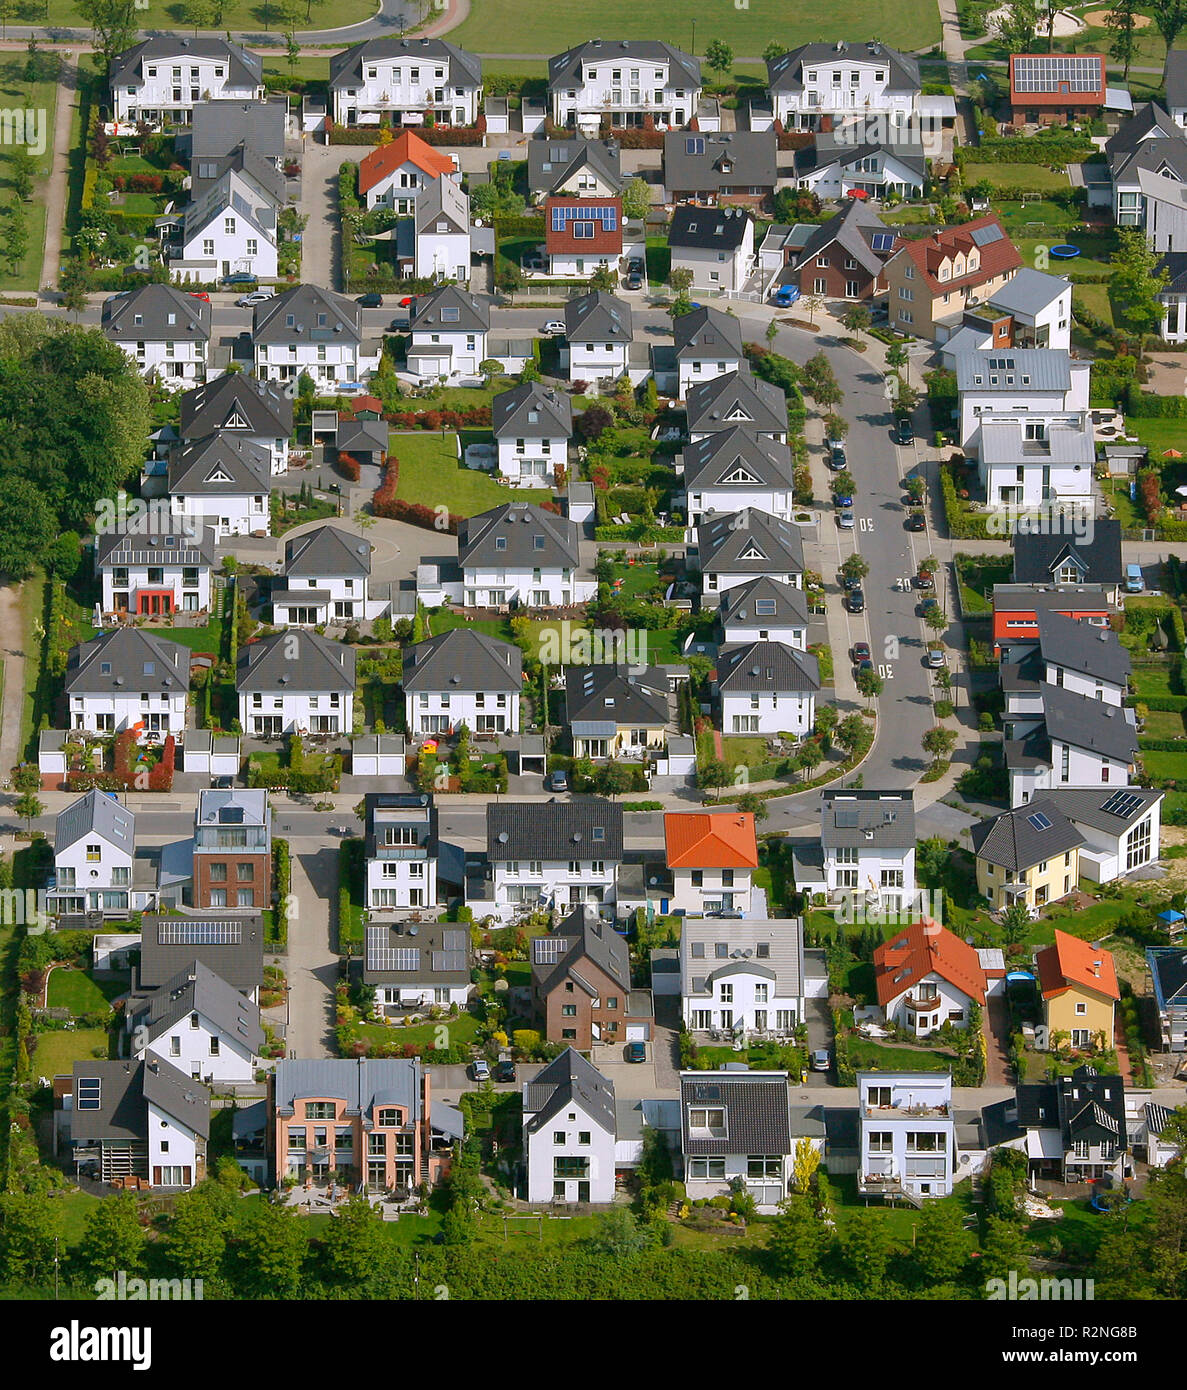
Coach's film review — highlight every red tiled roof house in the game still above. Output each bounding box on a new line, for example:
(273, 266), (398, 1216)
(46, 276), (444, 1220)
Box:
(544, 195), (623, 279)
(874, 917), (988, 1037)
(358, 130), (458, 211)
(883, 214), (1022, 340)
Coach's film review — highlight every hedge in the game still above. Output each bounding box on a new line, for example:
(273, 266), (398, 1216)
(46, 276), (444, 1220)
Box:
(940, 465), (992, 539)
(1133, 696), (1187, 712)
(271, 839), (290, 949)
(1138, 738), (1187, 751)
(955, 136), (1096, 164)
(1123, 386), (1187, 417)
(493, 214), (546, 239)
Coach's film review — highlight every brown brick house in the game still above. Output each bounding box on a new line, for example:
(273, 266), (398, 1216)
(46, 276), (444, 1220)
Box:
(768, 198), (899, 302)
(1008, 53), (1106, 127)
(531, 908), (651, 1048)
(192, 788), (271, 910)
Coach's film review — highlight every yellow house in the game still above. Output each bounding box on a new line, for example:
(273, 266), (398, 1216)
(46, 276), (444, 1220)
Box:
(971, 801), (1085, 913)
(565, 665), (671, 761)
(1036, 930), (1120, 1049)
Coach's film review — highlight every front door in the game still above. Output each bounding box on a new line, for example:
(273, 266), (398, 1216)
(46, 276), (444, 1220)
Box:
(578, 1181), (590, 1202)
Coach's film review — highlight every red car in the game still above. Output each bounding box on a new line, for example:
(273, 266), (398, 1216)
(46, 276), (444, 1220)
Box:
(397, 296), (414, 307)
(851, 641), (871, 664)
(188, 291), (211, 301)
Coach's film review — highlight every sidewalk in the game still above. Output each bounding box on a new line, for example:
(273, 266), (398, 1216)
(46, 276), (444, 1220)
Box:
(38, 56), (78, 296)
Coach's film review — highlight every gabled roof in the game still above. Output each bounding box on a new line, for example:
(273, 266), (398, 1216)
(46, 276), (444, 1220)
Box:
(716, 640), (820, 694)
(189, 97), (287, 162)
(253, 284), (362, 346)
(1009, 52), (1106, 104)
(686, 369), (788, 436)
(1041, 786), (1163, 835)
(179, 372), (293, 440)
(95, 523), (216, 570)
(545, 195), (622, 255)
(401, 628), (522, 694)
(548, 39), (700, 91)
(168, 432), (271, 494)
(410, 282), (490, 335)
(874, 918), (988, 1008)
(681, 425), (793, 491)
(363, 921), (470, 988)
(680, 1071), (792, 1156)
(273, 1057), (424, 1122)
(137, 912), (263, 994)
(1041, 683), (1139, 763)
(820, 790), (915, 851)
(527, 136), (623, 197)
(284, 524), (373, 580)
(984, 267), (1070, 319)
(1165, 51), (1187, 110)
(564, 289), (632, 342)
(133, 959), (264, 1053)
(1035, 610), (1131, 687)
(672, 305), (744, 361)
(766, 40), (919, 95)
(890, 215), (1021, 297)
(102, 283), (211, 344)
(1109, 128), (1187, 185)
(970, 799), (1085, 872)
(491, 381), (573, 440)
(681, 919), (805, 1000)
(65, 627), (189, 696)
(523, 1047), (615, 1136)
(236, 630), (356, 693)
(797, 130), (925, 182)
(488, 799), (624, 861)
(183, 164), (278, 246)
(668, 204), (752, 251)
(329, 37), (481, 91)
(71, 1060), (210, 1142)
(1055, 1065), (1125, 1148)
(530, 909), (631, 998)
(56, 789), (135, 855)
(358, 130), (457, 194)
(415, 173), (469, 236)
(458, 502), (581, 569)
(663, 131), (777, 193)
(1104, 100), (1182, 172)
(110, 36), (261, 91)
(1036, 929), (1120, 1003)
(664, 811), (758, 869)
(697, 507), (805, 576)
(1012, 518), (1122, 586)
(565, 664), (670, 726)
(719, 575), (809, 631)
(787, 198), (895, 279)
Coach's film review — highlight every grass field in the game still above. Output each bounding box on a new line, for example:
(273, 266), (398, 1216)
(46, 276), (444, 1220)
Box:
(962, 164), (1072, 195)
(1016, 233), (1118, 282)
(30, 1028), (109, 1077)
(0, 56), (60, 292)
(46, 969), (124, 1015)
(29, 0), (376, 28)
(1140, 750), (1187, 780)
(391, 433), (550, 515)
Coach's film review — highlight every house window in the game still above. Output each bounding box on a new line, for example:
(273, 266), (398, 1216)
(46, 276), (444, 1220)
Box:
(306, 1102), (335, 1119)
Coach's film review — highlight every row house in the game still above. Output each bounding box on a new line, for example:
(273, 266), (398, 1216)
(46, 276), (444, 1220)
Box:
(672, 305), (744, 398)
(667, 204), (754, 294)
(716, 640), (819, 737)
(95, 522), (216, 618)
(407, 282), (489, 381)
(695, 508), (804, 597)
(456, 502), (593, 608)
(129, 960), (262, 1086)
(564, 289), (632, 384)
(680, 1071), (793, 1212)
(858, 1070), (958, 1200)
(236, 629), (357, 736)
(678, 426), (794, 525)
(275, 523), (383, 627)
(254, 284), (379, 390)
(548, 39), (701, 133)
(884, 215), (1022, 341)
(48, 791), (159, 918)
(167, 432), (272, 539)
(402, 628), (523, 737)
(523, 1049), (617, 1204)
(358, 129), (459, 211)
(762, 199), (898, 303)
(110, 37), (264, 125)
(529, 907), (637, 1048)
(329, 37), (482, 129)
(679, 919), (806, 1039)
(102, 283), (210, 384)
(766, 40), (921, 132)
(719, 576), (809, 649)
(492, 381), (573, 488)
(192, 788), (272, 911)
(663, 131), (777, 211)
(65, 627), (189, 741)
(1005, 683), (1139, 805)
(792, 788), (917, 916)
(565, 664), (672, 761)
(663, 811), (758, 916)
(362, 792), (439, 918)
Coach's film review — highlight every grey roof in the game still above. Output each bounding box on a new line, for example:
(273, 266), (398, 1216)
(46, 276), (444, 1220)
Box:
(719, 575), (809, 631)
(956, 349), (1073, 393)
(1041, 683), (1139, 763)
(681, 425), (793, 491)
(410, 282), (490, 335)
(71, 1059), (210, 1142)
(362, 922), (470, 988)
(65, 627), (188, 696)
(132, 959), (264, 1054)
(524, 1046), (616, 1136)
(273, 1057), (424, 1122)
(237, 629), (356, 694)
(530, 908), (632, 996)
(1166, 52), (1187, 110)
(681, 918), (805, 1000)
(1012, 519), (1122, 586)
(767, 40), (919, 94)
(329, 37), (482, 92)
(168, 432), (272, 494)
(337, 417), (390, 456)
(565, 664), (670, 726)
(94, 523), (216, 570)
(1158, 250), (1187, 294)
(110, 36), (262, 92)
(1109, 126), (1187, 185)
(184, 163), (278, 244)
(668, 204), (752, 251)
(232, 1098), (267, 1140)
(697, 507), (804, 576)
(492, 381), (573, 439)
(1058, 1066), (1126, 1148)
(190, 97), (286, 161)
(432, 1101), (465, 1140)
(457, 501), (579, 569)
(672, 304), (745, 361)
(196, 787), (270, 829)
(686, 370), (788, 437)
(1035, 610), (1131, 687)
(284, 524), (373, 580)
(137, 912), (263, 994)
(1003, 724), (1053, 772)
(527, 136), (623, 197)
(179, 372), (293, 440)
(1016, 1081), (1060, 1128)
(488, 799), (623, 862)
(102, 283), (211, 344)
(414, 173), (469, 235)
(970, 798), (1086, 872)
(797, 130), (925, 182)
(977, 415), (1094, 467)
(680, 1071), (792, 1156)
(1105, 100), (1181, 162)
(663, 130), (777, 193)
(717, 640), (820, 694)
(997, 582), (1116, 612)
(1043, 786), (1163, 834)
(819, 789), (915, 851)
(549, 39), (699, 91)
(401, 628), (522, 694)
(253, 284), (362, 346)
(984, 267), (1069, 319)
(56, 789), (135, 855)
(1148, 947), (1187, 1004)
(786, 198), (892, 279)
(981, 1098), (1026, 1148)
(564, 289), (633, 343)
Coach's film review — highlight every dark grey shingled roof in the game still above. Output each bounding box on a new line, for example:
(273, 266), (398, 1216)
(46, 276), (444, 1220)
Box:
(1016, 1082), (1060, 1128)
(102, 283), (211, 344)
(1057, 1066), (1126, 1149)
(492, 381), (573, 439)
(273, 1057), (424, 1122)
(548, 39), (699, 91)
(663, 131), (777, 194)
(362, 921), (471, 988)
(179, 372), (293, 440)
(110, 36), (261, 92)
(329, 37), (481, 92)
(797, 131), (926, 183)
(1012, 518), (1122, 586)
(970, 798), (1086, 872)
(401, 628), (522, 694)
(410, 283), (490, 335)
(565, 664), (670, 726)
(686, 369), (788, 437)
(132, 959), (264, 1054)
(787, 198), (892, 279)
(681, 425), (794, 491)
(237, 629), (356, 693)
(184, 160), (280, 242)
(488, 799), (624, 862)
(564, 289), (633, 342)
(1166, 51), (1187, 110)
(1035, 610), (1131, 687)
(95, 523), (216, 570)
(189, 97), (287, 162)
(1157, 249), (1187, 293)
(680, 1072), (792, 1156)
(981, 1098), (1026, 1148)
(524, 1046), (615, 1136)
(253, 284), (362, 346)
(284, 524), (372, 580)
(527, 136), (622, 198)
(1041, 683), (1139, 763)
(56, 788), (135, 855)
(767, 40), (919, 94)
(168, 433), (271, 494)
(820, 790), (915, 851)
(1106, 101), (1181, 163)
(137, 913), (263, 994)
(529, 908), (631, 996)
(65, 627), (188, 696)
(697, 508), (805, 576)
(1041, 786), (1163, 834)
(719, 575), (810, 631)
(668, 204), (752, 251)
(672, 304), (745, 361)
(457, 502), (580, 569)
(716, 640), (820, 694)
(71, 1059), (210, 1141)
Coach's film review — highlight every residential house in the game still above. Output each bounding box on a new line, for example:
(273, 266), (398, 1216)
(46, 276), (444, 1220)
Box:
(1165, 50), (1187, 127)
(680, 1071), (793, 1212)
(1041, 786), (1163, 884)
(65, 628), (189, 740)
(329, 37), (482, 128)
(716, 640), (819, 736)
(253, 284), (377, 389)
(992, 587), (1116, 658)
(492, 382), (573, 488)
(678, 426), (794, 524)
(972, 800), (1086, 913)
(974, 413), (1096, 512)
(1015, 1065), (1128, 1182)
(884, 215), (1022, 340)
(548, 40), (701, 133)
(718, 576), (808, 649)
(178, 372), (293, 476)
(1106, 100), (1187, 235)
(402, 628), (522, 736)
(94, 523), (216, 618)
(563, 290), (633, 384)
(1036, 930), (1120, 1051)
(1008, 53), (1107, 127)
(956, 348), (1091, 452)
(564, 664), (672, 760)
(686, 369), (788, 443)
(792, 789), (917, 916)
(363, 920), (471, 1011)
(662, 131), (777, 211)
(357, 129), (459, 211)
(176, 158), (279, 282)
(794, 130), (925, 201)
(679, 918), (806, 1038)
(523, 1048), (617, 1204)
(110, 37), (264, 125)
(274, 524), (380, 627)
(764, 198), (897, 302)
(48, 791), (158, 918)
(167, 432), (272, 538)
(664, 811), (758, 916)
(482, 801), (624, 924)
(529, 907), (641, 1047)
(1001, 609), (1130, 709)
(527, 136), (622, 202)
(695, 508), (804, 596)
(236, 629), (356, 736)
(765, 40), (921, 132)
(874, 917), (988, 1036)
(191, 788), (271, 911)
(667, 204), (754, 293)
(410, 175), (471, 283)
(186, 96), (287, 165)
(858, 1070), (958, 1199)
(129, 960), (262, 1085)
(1147, 946), (1187, 1052)
(1157, 250), (1187, 340)
(544, 194), (623, 278)
(363, 791), (439, 918)
(407, 283), (490, 380)
(134, 911), (263, 1000)
(1011, 517), (1123, 604)
(457, 502), (592, 608)
(672, 305), (744, 397)
(101, 283), (211, 384)
(1005, 684), (1138, 805)
(64, 1060), (209, 1190)
(939, 267), (1073, 361)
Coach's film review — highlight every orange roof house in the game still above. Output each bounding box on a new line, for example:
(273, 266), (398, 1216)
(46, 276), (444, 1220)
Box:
(874, 918), (988, 1035)
(664, 812), (759, 869)
(1036, 929), (1119, 1002)
(359, 131), (457, 200)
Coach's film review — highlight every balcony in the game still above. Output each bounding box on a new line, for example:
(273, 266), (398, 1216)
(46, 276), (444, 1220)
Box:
(374, 844), (429, 860)
(863, 1102), (949, 1119)
(903, 993), (942, 1012)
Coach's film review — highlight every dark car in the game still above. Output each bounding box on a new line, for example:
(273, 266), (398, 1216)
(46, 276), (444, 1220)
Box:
(355, 292), (383, 308)
(494, 1060), (516, 1083)
(628, 256), (645, 274)
(221, 272), (257, 287)
(915, 571), (935, 590)
(625, 1041), (647, 1063)
(906, 512), (926, 532)
(857, 658), (874, 674)
(829, 445), (847, 469)
(870, 302), (889, 323)
(851, 641), (871, 663)
(847, 588), (866, 613)
(842, 574), (863, 591)
(211, 774), (234, 790)
(624, 271), (643, 290)
(919, 596), (939, 618)
(894, 417), (914, 445)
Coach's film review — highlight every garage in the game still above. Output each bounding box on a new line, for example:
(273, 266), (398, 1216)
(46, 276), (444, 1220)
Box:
(626, 1024), (649, 1041)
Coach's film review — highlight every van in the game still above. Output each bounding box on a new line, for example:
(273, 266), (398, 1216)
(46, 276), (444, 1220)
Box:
(1126, 563), (1144, 593)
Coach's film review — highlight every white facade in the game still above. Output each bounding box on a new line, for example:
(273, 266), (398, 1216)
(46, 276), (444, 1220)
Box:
(669, 867), (754, 916)
(99, 557), (212, 616)
(240, 688), (354, 737)
(146, 1094), (204, 1190)
(461, 563), (595, 609)
(721, 613), (806, 647)
(671, 223), (755, 294)
(406, 687), (520, 737)
(678, 349), (744, 399)
(255, 338), (378, 389)
(70, 688), (187, 740)
(483, 859), (617, 922)
(685, 482), (793, 527)
(179, 171), (278, 282)
(495, 434), (564, 487)
(682, 961), (802, 1034)
(523, 1094), (616, 1204)
(50, 825), (152, 918)
(858, 1071), (958, 1199)
(567, 336), (629, 383)
(1072, 801), (1162, 885)
(333, 59), (480, 128)
(416, 215), (470, 283)
(704, 566), (802, 596)
(959, 365), (1092, 449)
(551, 54), (700, 133)
(881, 972), (978, 1037)
(1010, 734), (1135, 806)
(119, 335), (207, 385)
(170, 487), (269, 539)
(113, 54), (262, 124)
(821, 844), (917, 915)
(771, 54), (917, 131)
(363, 159), (458, 212)
(720, 688), (814, 737)
(135, 1008), (257, 1085)
(797, 148), (924, 200)
(408, 326), (487, 379)
(366, 802), (438, 912)
(274, 574), (379, 625)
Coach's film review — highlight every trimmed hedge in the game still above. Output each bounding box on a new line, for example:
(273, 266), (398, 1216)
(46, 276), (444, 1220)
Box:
(1123, 386), (1187, 417)
(493, 213), (546, 239)
(1138, 738), (1187, 751)
(271, 839), (290, 949)
(941, 465), (992, 539)
(955, 136), (1096, 164)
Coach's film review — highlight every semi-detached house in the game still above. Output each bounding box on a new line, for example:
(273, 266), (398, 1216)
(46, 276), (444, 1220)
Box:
(329, 36), (482, 129)
(94, 523), (215, 618)
(401, 628), (523, 736)
(456, 501), (593, 608)
(236, 629), (356, 736)
(102, 283), (211, 384)
(253, 284), (378, 389)
(548, 39), (701, 133)
(110, 37), (263, 124)
(179, 372), (293, 476)
(765, 40), (921, 132)
(65, 627), (189, 741)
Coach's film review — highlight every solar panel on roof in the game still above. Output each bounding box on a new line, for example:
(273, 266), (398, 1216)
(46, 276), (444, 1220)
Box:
(871, 232), (894, 251)
(970, 224), (1004, 246)
(1100, 790), (1143, 819)
(219, 806), (244, 824)
(692, 1084), (721, 1101)
(534, 936), (567, 963)
(686, 136), (705, 155)
(432, 950), (467, 972)
(1012, 55), (1100, 93)
(366, 927), (422, 972)
(1026, 811), (1053, 831)
(77, 1077), (101, 1110)
(158, 919), (242, 944)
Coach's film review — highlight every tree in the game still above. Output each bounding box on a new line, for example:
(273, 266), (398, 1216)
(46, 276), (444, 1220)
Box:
(10, 149), (33, 202)
(594, 762), (637, 798)
(993, 0), (1038, 56)
(24, 37), (40, 85)
(797, 741), (824, 780)
(1106, 0), (1140, 79)
(704, 40), (734, 80)
(836, 712), (871, 757)
(181, 0), (215, 31)
(922, 725), (957, 763)
(855, 668), (884, 700)
(235, 1201), (308, 1295)
(841, 1210), (889, 1290)
(167, 1188), (228, 1281)
(789, 1137), (821, 1194)
(58, 259), (90, 320)
(823, 412), (849, 441)
(914, 1200), (969, 1283)
(44, 530), (82, 580)
(285, 30), (300, 77)
(766, 1194), (827, 1276)
(478, 358), (504, 385)
(585, 1206), (652, 1257)
(76, 1194), (145, 1282)
(1111, 227), (1170, 359)
(840, 553), (869, 582)
(0, 477), (55, 578)
(1152, 0), (1187, 56)
(576, 404), (613, 442)
(980, 1215), (1032, 1285)
(1000, 901), (1032, 947)
(801, 294), (824, 327)
(762, 42), (789, 63)
(0, 1190), (61, 1284)
(589, 265), (617, 292)
(905, 475), (927, 504)
(765, 318), (779, 348)
(698, 757), (730, 796)
(736, 791), (768, 822)
(76, 0), (139, 72)
(832, 470), (856, 496)
(924, 606), (949, 636)
(668, 266), (693, 296)
(321, 1193), (385, 1285)
(621, 175), (650, 221)
(669, 292), (695, 319)
(518, 356), (541, 383)
(841, 304), (872, 336)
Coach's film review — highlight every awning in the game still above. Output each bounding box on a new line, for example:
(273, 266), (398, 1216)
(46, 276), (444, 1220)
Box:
(1104, 88), (1134, 113)
(1026, 1129), (1064, 1161)
(847, 188), (869, 200)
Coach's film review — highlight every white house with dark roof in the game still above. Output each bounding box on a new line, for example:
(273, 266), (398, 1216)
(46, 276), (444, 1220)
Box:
(167, 433), (272, 538)
(678, 426), (794, 524)
(179, 373), (293, 475)
(956, 349), (1091, 452)
(95, 522), (216, 617)
(65, 628), (189, 740)
(48, 791), (159, 918)
(457, 502), (593, 608)
(672, 305), (744, 397)
(527, 136), (623, 202)
(1006, 683), (1139, 805)
(1003, 611), (1130, 717)
(792, 789), (917, 916)
(102, 283), (211, 384)
(680, 918), (806, 1038)
(364, 920), (471, 1010)
(685, 369), (788, 443)
(407, 283), (490, 380)
(492, 383), (573, 488)
(716, 640), (819, 736)
(668, 205), (754, 293)
(719, 576), (808, 648)
(564, 289), (633, 384)
(523, 1048), (617, 1204)
(176, 159), (279, 282)
(794, 131), (926, 201)
(275, 524), (384, 626)
(329, 37), (482, 128)
(402, 629), (523, 736)
(680, 1070), (793, 1211)
(1043, 786), (1163, 884)
(110, 37), (264, 125)
(695, 508), (804, 596)
(129, 960), (262, 1085)
(236, 630), (356, 736)
(362, 792), (440, 918)
(253, 285), (377, 389)
(548, 40), (701, 133)
(766, 41), (921, 131)
(411, 175), (471, 283)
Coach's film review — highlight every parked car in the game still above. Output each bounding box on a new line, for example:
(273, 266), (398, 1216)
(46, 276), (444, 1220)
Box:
(236, 290), (274, 307)
(857, 658), (874, 674)
(470, 1058), (491, 1082)
(624, 271), (643, 290)
(628, 256), (645, 274)
(355, 292), (384, 308)
(833, 492), (853, 508)
(546, 769), (569, 793)
(397, 295), (414, 307)
(221, 272), (257, 286)
(771, 284), (801, 307)
(1126, 563), (1145, 593)
(870, 301), (889, 323)
(926, 646), (947, 668)
(494, 1059), (516, 1083)
(497, 150), (512, 161)
(541, 320), (566, 335)
(847, 588), (866, 613)
(842, 574), (863, 591)
(906, 512), (926, 532)
(211, 774), (234, 790)
(838, 510), (856, 530)
(914, 571), (935, 590)
(829, 445), (847, 470)
(919, 596), (939, 618)
(811, 1048), (831, 1072)
(625, 1041), (647, 1063)
(851, 641), (871, 663)
(894, 416), (914, 445)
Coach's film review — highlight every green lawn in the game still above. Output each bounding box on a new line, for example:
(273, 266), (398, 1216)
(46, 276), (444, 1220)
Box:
(963, 165), (1072, 194)
(1016, 233), (1118, 282)
(1142, 709), (1187, 738)
(846, 1035), (956, 1072)
(645, 236), (671, 286)
(355, 1012), (481, 1050)
(1140, 750), (1187, 781)
(29, 1028), (110, 1078)
(425, 608), (514, 642)
(718, 736), (770, 771)
(390, 433), (551, 516)
(1131, 663), (1183, 700)
(1121, 416), (1187, 462)
(0, 56), (60, 292)
(35, 0), (376, 27)
(46, 969), (124, 1015)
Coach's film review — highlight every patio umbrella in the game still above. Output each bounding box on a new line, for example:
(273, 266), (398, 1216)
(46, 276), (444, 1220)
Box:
(1164, 448), (1184, 459)
(847, 188), (869, 199)
(1176, 484), (1187, 497)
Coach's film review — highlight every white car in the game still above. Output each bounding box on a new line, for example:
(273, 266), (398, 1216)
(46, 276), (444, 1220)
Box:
(237, 290), (276, 307)
(838, 510), (855, 529)
(541, 320), (566, 335)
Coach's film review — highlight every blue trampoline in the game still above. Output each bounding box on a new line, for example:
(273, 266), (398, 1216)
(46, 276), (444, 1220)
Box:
(1050, 245), (1081, 259)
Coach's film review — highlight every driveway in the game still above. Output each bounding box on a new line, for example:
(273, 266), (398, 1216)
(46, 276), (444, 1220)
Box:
(283, 844), (341, 1059)
(984, 994), (1013, 1087)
